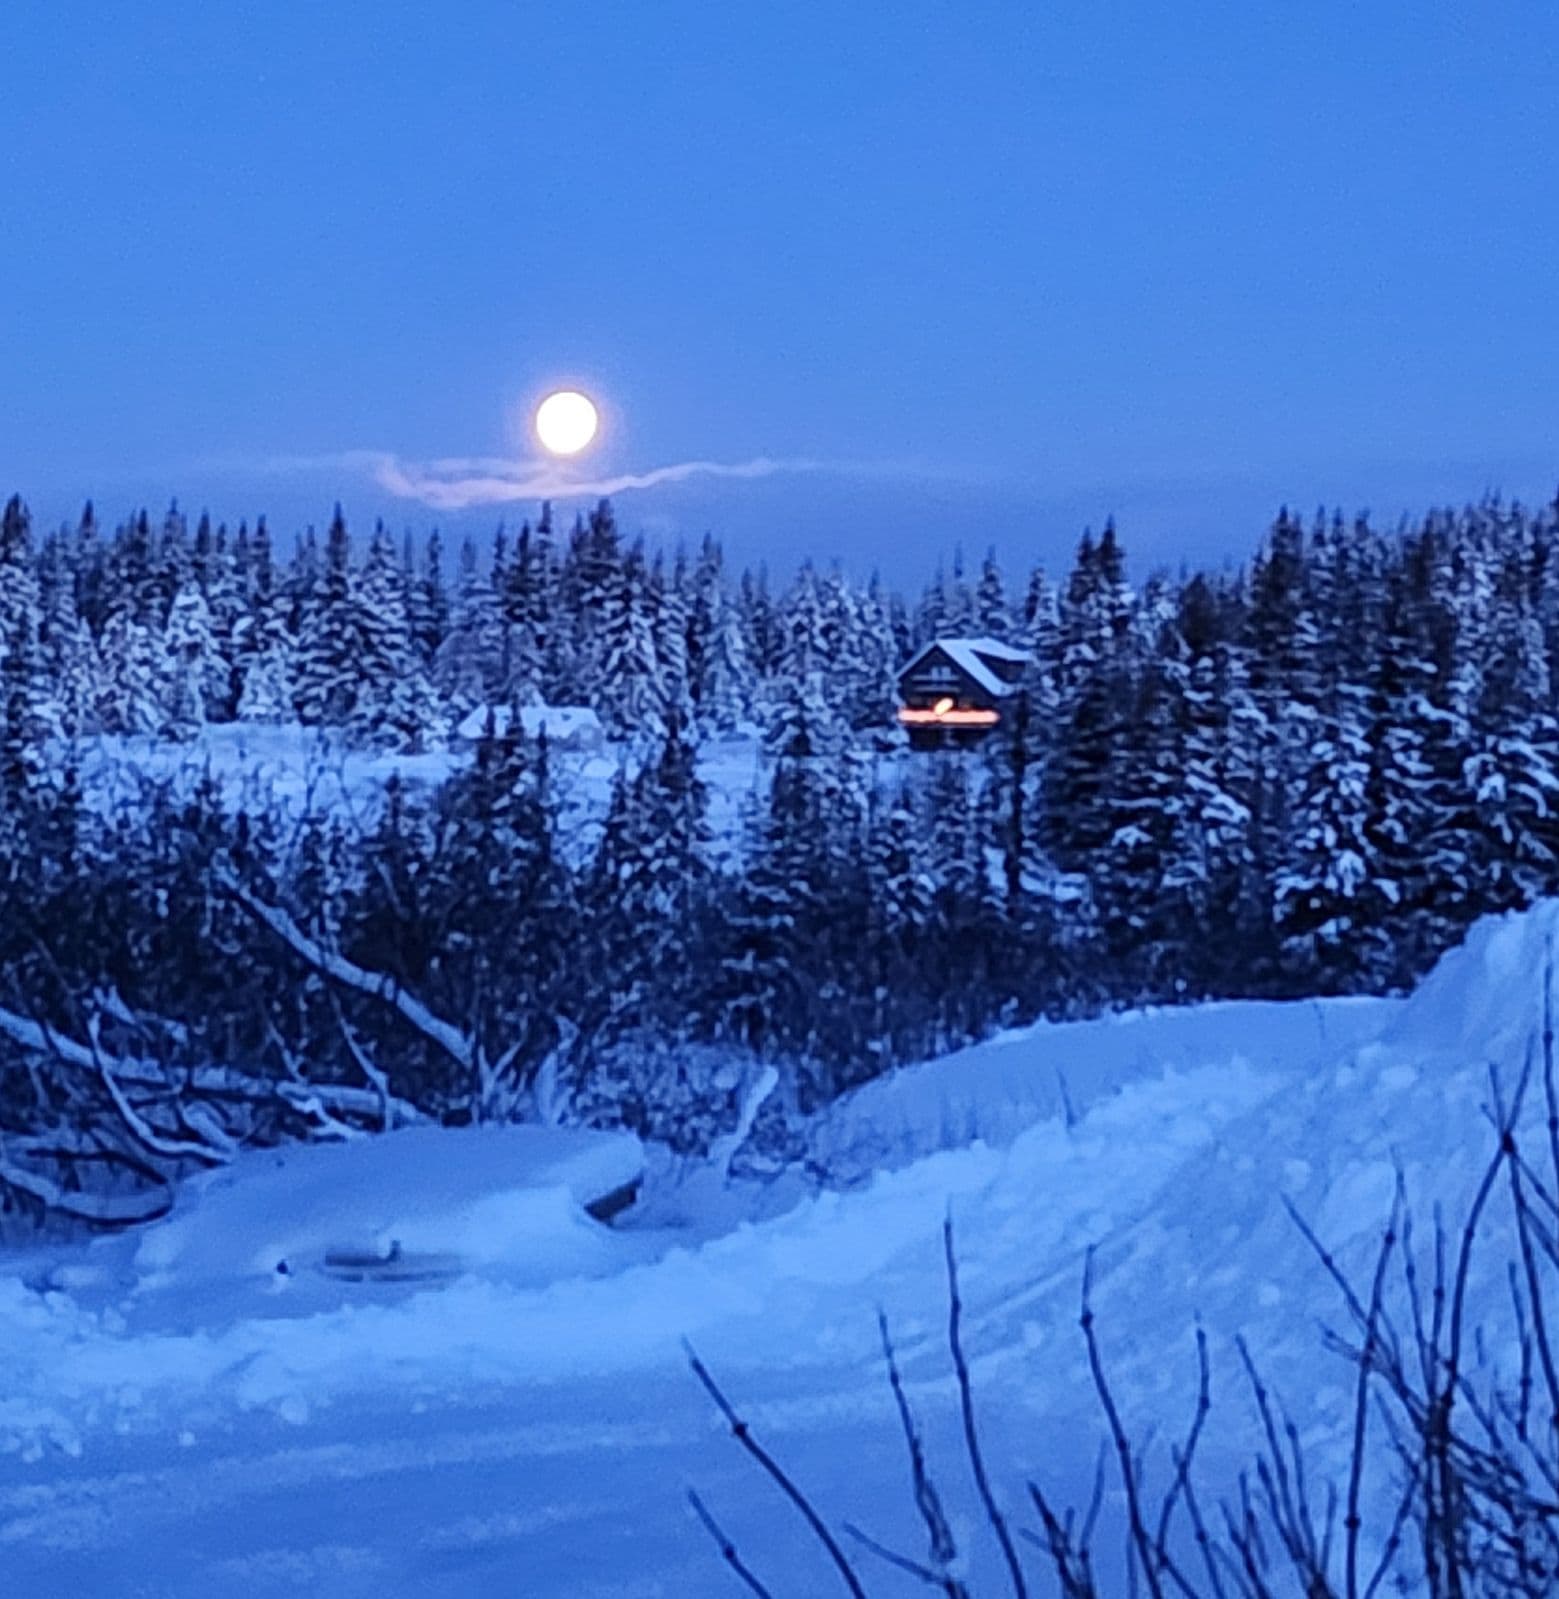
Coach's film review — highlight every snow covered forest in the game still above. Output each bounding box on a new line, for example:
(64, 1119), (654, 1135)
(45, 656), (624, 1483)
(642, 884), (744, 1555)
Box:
(4, 488), (1559, 1220)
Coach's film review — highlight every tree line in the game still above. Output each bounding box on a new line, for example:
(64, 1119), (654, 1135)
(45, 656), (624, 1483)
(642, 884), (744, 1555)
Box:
(2, 488), (1559, 1217)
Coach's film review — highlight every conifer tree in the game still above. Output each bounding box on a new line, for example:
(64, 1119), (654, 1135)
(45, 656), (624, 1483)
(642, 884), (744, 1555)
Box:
(403, 529), (449, 666)
(0, 497), (46, 803)
(72, 501), (106, 637)
(587, 715), (711, 1036)
(96, 613), (168, 735)
(1043, 526), (1139, 877)
(501, 520), (550, 704)
(102, 508), (159, 631)
(718, 761), (821, 1061)
(1274, 678), (1389, 987)
(234, 518), (296, 723)
(697, 560), (754, 734)
(650, 551), (694, 730)
(764, 670), (842, 760)
(291, 506), (356, 727)
(845, 570), (900, 732)
(161, 582), (227, 736)
(594, 542), (662, 740)
(435, 537), (506, 713)
(975, 548), (1010, 638)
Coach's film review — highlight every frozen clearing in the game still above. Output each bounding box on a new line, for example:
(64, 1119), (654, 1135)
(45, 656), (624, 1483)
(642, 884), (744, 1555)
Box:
(66, 721), (767, 869)
(0, 903), (1551, 1595)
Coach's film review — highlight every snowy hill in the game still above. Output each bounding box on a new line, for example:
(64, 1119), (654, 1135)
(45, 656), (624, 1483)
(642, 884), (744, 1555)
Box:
(0, 904), (1553, 1594)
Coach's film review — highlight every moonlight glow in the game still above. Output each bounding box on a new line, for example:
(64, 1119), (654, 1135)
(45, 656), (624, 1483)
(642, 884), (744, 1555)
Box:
(534, 390), (600, 456)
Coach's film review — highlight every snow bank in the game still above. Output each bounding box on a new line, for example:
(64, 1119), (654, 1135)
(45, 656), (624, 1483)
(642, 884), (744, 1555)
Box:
(1373, 896), (1557, 1062)
(807, 991), (1401, 1181)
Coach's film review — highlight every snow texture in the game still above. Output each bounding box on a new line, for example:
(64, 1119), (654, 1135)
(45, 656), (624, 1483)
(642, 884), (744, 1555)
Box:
(0, 902), (1555, 1594)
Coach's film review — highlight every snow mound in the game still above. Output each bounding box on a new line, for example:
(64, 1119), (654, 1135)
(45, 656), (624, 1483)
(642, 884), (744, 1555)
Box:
(807, 991), (1400, 1180)
(133, 1125), (644, 1291)
(1373, 898), (1558, 1062)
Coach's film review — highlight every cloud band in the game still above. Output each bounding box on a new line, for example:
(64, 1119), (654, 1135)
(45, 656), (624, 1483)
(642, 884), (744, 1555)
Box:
(350, 450), (829, 512)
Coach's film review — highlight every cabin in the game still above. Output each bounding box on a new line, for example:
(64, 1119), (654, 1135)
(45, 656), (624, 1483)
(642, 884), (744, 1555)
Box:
(896, 636), (1030, 749)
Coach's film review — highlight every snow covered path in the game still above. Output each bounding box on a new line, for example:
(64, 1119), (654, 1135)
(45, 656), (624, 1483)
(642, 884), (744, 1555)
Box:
(1, 907), (1548, 1595)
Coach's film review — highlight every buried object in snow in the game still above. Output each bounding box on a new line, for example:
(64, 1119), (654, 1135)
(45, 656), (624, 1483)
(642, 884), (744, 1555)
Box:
(314, 1145), (644, 1285)
(318, 1174), (643, 1283)
(321, 1239), (465, 1283)
(134, 1123), (648, 1295)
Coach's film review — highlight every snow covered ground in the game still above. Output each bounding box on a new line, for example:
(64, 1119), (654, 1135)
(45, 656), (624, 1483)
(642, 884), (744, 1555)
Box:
(68, 720), (768, 868)
(0, 904), (1550, 1595)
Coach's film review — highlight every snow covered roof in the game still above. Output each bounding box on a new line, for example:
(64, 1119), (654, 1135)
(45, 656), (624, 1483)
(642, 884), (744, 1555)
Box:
(898, 636), (1031, 699)
(453, 704), (604, 745)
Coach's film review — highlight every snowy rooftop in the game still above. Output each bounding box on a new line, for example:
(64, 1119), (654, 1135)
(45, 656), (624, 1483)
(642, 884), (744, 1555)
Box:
(900, 635), (1032, 699)
(452, 703), (604, 745)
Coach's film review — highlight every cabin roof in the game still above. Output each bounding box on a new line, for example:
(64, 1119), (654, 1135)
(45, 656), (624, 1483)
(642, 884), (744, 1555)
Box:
(898, 636), (1031, 700)
(453, 703), (603, 743)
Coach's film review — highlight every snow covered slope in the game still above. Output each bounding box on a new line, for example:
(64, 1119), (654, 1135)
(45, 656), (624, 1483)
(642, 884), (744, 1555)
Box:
(0, 906), (1551, 1595)
(805, 990), (1398, 1181)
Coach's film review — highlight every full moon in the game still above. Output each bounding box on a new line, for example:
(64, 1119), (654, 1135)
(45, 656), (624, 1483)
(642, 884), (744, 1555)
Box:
(534, 389), (599, 456)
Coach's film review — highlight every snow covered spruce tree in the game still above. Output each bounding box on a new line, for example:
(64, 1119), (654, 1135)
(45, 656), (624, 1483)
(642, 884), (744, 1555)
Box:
(290, 508), (440, 747)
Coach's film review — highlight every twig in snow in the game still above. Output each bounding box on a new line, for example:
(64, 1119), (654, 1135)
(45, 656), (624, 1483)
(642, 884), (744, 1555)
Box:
(686, 1342), (868, 1599)
(853, 1308), (970, 1596)
(944, 1214), (1030, 1599)
(687, 1488), (780, 1599)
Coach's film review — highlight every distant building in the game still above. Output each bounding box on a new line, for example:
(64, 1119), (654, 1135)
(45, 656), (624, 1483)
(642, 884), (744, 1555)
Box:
(895, 637), (1030, 749)
(451, 703), (605, 752)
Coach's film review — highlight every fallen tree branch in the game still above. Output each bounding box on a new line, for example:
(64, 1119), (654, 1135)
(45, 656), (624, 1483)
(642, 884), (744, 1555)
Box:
(328, 993), (394, 1134)
(0, 1139), (173, 1226)
(84, 1013), (231, 1167)
(0, 1001), (424, 1129)
(218, 870), (477, 1078)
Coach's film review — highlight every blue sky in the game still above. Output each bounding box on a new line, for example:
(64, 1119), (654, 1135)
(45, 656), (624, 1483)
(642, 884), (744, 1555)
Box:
(3, 1), (1558, 575)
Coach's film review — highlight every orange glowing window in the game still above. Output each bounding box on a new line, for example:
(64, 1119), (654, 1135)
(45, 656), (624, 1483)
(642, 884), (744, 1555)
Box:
(897, 706), (1000, 727)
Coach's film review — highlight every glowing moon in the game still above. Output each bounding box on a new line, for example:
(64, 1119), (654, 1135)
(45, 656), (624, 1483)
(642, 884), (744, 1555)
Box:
(534, 389), (599, 456)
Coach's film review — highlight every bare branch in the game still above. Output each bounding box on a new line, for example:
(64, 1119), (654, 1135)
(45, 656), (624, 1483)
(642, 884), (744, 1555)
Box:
(687, 1488), (779, 1599)
(1347, 1194), (1400, 1599)
(875, 1308), (970, 1597)
(1082, 1247), (1165, 1599)
(686, 1343), (868, 1599)
(945, 1214), (1030, 1599)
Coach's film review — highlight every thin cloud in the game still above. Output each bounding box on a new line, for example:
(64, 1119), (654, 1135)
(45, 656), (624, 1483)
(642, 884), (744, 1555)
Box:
(195, 445), (981, 512)
(351, 450), (832, 512)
